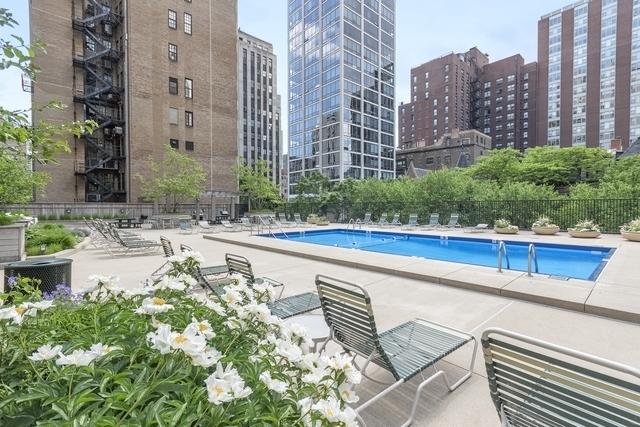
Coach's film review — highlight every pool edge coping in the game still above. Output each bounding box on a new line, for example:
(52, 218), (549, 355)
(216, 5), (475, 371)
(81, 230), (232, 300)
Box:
(202, 233), (640, 325)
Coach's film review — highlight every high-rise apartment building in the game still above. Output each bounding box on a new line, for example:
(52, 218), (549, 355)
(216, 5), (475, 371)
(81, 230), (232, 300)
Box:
(287, 0), (396, 196)
(237, 30), (282, 186)
(537, 0), (638, 149)
(399, 48), (536, 150)
(30, 0), (238, 204)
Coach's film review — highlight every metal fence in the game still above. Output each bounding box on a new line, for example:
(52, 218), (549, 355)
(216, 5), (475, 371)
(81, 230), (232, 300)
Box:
(282, 199), (640, 233)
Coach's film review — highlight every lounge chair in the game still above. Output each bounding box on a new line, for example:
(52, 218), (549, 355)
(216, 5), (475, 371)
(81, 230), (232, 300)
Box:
(293, 213), (308, 227)
(402, 213), (419, 230)
(422, 213), (440, 229)
(178, 244), (228, 278)
(361, 212), (372, 225)
(386, 213), (402, 227)
(220, 220), (241, 232)
(178, 219), (195, 234)
(464, 223), (489, 233)
(315, 275), (477, 426)
(276, 213), (295, 227)
(106, 228), (161, 256)
(482, 328), (640, 427)
(376, 213), (389, 227)
(198, 220), (218, 234)
(149, 235), (175, 279)
(442, 213), (461, 229)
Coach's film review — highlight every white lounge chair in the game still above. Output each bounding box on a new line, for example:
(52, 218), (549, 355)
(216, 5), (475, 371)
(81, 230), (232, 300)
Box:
(198, 220), (218, 234)
(402, 213), (419, 230)
(422, 213), (440, 230)
(220, 220), (241, 232)
(465, 223), (489, 233)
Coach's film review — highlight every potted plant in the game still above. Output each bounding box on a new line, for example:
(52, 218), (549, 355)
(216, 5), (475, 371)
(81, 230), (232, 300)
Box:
(620, 218), (640, 242)
(568, 220), (601, 238)
(316, 216), (330, 226)
(306, 213), (319, 225)
(494, 219), (519, 235)
(532, 216), (560, 235)
(0, 212), (27, 262)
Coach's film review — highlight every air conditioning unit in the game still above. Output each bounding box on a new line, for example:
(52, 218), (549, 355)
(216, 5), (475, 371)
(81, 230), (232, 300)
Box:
(87, 194), (101, 202)
(114, 126), (123, 135)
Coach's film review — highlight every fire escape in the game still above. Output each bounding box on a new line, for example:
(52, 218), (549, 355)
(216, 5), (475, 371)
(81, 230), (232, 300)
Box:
(72, 0), (126, 202)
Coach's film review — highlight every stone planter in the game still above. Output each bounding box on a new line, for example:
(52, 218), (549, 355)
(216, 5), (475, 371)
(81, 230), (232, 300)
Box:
(568, 229), (601, 238)
(621, 231), (640, 242)
(494, 227), (519, 235)
(0, 223), (26, 263)
(532, 225), (560, 235)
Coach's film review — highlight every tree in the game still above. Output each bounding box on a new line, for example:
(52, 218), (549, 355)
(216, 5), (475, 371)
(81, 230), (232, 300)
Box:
(139, 144), (207, 212)
(234, 160), (281, 212)
(0, 8), (96, 204)
(467, 148), (523, 182)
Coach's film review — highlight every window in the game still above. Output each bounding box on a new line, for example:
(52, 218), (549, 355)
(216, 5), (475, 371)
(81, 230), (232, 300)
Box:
(168, 43), (178, 61)
(169, 77), (178, 95)
(184, 12), (192, 35)
(184, 78), (193, 99)
(185, 110), (193, 127)
(168, 10), (177, 29)
(185, 141), (194, 151)
(169, 139), (179, 149)
(169, 107), (178, 124)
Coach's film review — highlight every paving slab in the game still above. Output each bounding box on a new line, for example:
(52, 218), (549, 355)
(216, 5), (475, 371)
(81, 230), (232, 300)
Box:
(586, 282), (640, 323)
(440, 266), (523, 294)
(500, 275), (594, 311)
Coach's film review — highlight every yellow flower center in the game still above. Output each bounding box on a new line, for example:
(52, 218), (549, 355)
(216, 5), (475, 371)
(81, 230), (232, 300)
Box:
(174, 334), (187, 344)
(15, 306), (27, 315)
(213, 385), (225, 396)
(152, 297), (166, 305)
(198, 323), (208, 332)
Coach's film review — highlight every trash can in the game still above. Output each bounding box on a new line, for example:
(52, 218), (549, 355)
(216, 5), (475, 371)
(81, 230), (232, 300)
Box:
(4, 258), (72, 293)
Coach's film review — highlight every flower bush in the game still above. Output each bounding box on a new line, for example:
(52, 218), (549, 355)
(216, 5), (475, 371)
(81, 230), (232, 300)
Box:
(572, 220), (601, 232)
(494, 219), (518, 230)
(0, 211), (20, 226)
(621, 218), (640, 233)
(532, 216), (557, 228)
(0, 252), (360, 425)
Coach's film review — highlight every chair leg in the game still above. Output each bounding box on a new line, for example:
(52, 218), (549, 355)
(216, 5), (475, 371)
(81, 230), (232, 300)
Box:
(440, 336), (478, 391)
(401, 371), (446, 427)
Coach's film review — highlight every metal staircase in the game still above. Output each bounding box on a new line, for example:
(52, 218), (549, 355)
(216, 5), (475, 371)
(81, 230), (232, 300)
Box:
(72, 0), (126, 202)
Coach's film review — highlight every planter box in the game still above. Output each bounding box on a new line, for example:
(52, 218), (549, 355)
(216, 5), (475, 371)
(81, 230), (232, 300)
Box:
(495, 227), (519, 235)
(532, 225), (560, 235)
(0, 223), (26, 263)
(621, 231), (640, 242)
(568, 229), (601, 239)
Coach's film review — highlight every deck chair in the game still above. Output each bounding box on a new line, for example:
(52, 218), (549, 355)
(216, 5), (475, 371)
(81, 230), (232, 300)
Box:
(402, 214), (419, 230)
(276, 213), (295, 227)
(315, 275), (477, 427)
(422, 213), (440, 229)
(239, 217), (254, 231)
(465, 223), (489, 233)
(377, 213), (389, 227)
(220, 220), (241, 232)
(198, 220), (218, 234)
(442, 213), (460, 229)
(149, 235), (175, 278)
(362, 212), (372, 225)
(386, 213), (402, 227)
(178, 219), (195, 234)
(293, 213), (308, 227)
(482, 328), (640, 427)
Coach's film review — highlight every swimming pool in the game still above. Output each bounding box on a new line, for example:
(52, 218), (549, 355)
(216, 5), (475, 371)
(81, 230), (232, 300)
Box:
(263, 229), (614, 281)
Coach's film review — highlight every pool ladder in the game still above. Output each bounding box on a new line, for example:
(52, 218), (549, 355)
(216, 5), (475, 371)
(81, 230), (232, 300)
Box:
(497, 241), (511, 272)
(347, 218), (362, 231)
(527, 244), (539, 277)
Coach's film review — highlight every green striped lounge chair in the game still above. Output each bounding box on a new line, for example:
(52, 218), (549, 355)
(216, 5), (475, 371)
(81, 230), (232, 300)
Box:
(362, 212), (372, 225)
(223, 253), (321, 319)
(315, 275), (477, 426)
(422, 213), (440, 229)
(402, 213), (419, 229)
(482, 328), (640, 427)
(376, 213), (389, 227)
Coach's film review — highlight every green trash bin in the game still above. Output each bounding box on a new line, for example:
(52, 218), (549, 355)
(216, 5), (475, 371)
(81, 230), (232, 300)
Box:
(4, 258), (72, 294)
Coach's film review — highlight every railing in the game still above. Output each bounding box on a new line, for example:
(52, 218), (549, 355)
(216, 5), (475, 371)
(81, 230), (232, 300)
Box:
(283, 199), (640, 234)
(527, 244), (539, 277)
(347, 218), (362, 232)
(497, 241), (510, 273)
(256, 215), (288, 240)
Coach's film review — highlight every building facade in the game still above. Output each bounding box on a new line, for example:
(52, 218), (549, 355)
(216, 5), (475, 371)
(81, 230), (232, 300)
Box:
(537, 0), (638, 149)
(287, 0), (396, 196)
(396, 129), (491, 176)
(30, 0), (238, 203)
(237, 30), (282, 186)
(399, 48), (536, 151)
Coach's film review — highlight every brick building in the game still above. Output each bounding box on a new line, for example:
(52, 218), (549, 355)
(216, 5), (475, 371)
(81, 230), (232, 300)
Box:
(30, 0), (238, 204)
(399, 48), (536, 151)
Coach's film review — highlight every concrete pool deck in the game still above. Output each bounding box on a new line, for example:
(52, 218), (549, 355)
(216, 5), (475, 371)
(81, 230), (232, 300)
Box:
(202, 225), (640, 323)
(51, 227), (640, 426)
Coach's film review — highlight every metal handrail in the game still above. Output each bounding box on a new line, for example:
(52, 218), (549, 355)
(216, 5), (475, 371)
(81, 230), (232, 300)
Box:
(259, 215), (288, 239)
(497, 241), (510, 272)
(347, 218), (362, 232)
(527, 244), (539, 277)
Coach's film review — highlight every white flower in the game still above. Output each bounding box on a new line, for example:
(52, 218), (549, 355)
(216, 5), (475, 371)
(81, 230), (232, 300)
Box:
(154, 275), (187, 291)
(0, 305), (34, 325)
(190, 347), (222, 368)
(251, 282), (276, 303)
(56, 349), (98, 367)
(223, 317), (244, 330)
(204, 363), (252, 405)
(312, 397), (344, 423)
(175, 273), (197, 289)
(302, 367), (328, 385)
(147, 323), (173, 354)
(188, 294), (226, 316)
(87, 274), (121, 291)
(185, 318), (216, 339)
(275, 339), (303, 363)
(222, 288), (242, 306)
(329, 353), (362, 385)
(88, 343), (120, 357)
(169, 330), (206, 356)
(259, 371), (288, 394)
(28, 344), (62, 361)
(25, 300), (54, 311)
(134, 297), (174, 315)
(121, 288), (150, 299)
(284, 323), (314, 352)
(167, 254), (186, 264)
(181, 250), (205, 264)
(338, 383), (359, 403)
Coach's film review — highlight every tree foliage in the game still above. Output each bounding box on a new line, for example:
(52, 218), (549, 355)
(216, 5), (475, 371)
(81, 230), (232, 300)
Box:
(234, 160), (281, 211)
(139, 145), (207, 212)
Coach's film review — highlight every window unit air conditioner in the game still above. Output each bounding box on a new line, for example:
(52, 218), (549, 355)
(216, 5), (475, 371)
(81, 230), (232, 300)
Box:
(87, 194), (101, 202)
(114, 126), (123, 135)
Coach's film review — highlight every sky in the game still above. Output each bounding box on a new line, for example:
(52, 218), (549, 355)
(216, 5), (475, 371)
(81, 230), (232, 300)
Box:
(1, 0), (571, 146)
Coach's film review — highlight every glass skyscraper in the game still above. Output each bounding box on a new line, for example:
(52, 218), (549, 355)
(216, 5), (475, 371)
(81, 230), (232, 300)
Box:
(287, 0), (396, 196)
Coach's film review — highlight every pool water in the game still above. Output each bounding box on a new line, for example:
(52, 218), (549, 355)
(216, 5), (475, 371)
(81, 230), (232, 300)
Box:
(264, 229), (614, 281)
